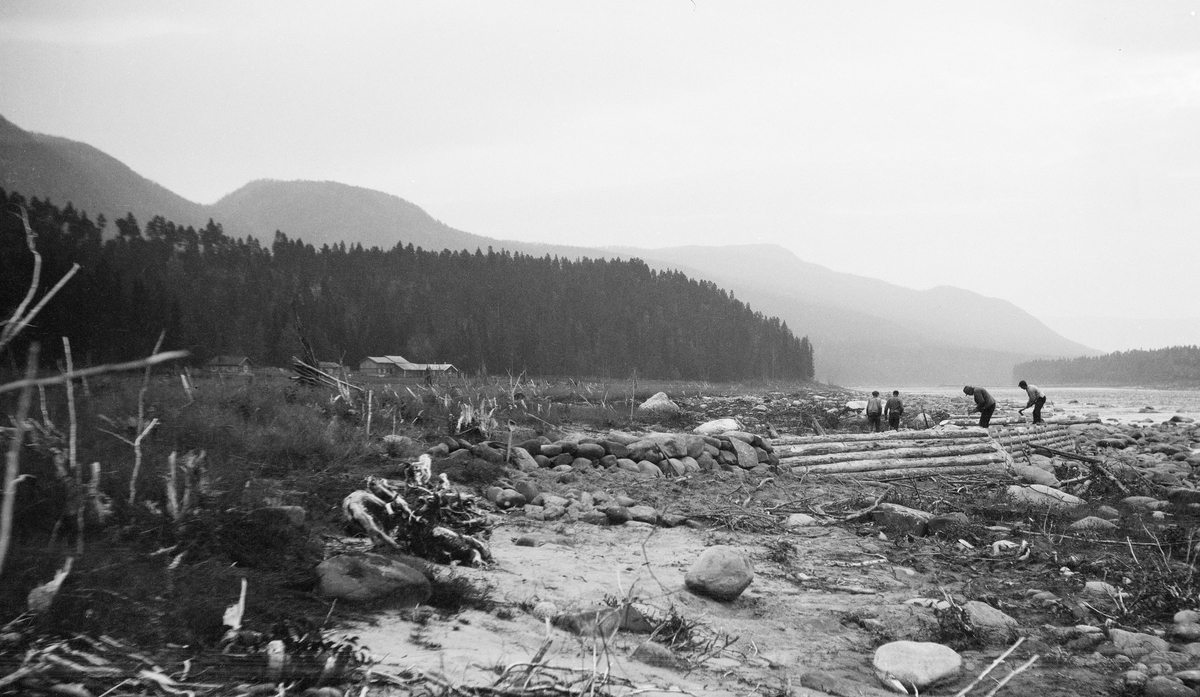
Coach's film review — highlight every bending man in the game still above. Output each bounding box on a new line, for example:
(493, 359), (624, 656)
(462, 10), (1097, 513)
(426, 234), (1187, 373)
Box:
(1018, 380), (1046, 424)
(962, 385), (996, 428)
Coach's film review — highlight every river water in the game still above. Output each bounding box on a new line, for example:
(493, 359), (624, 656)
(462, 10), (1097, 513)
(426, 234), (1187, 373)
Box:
(848, 385), (1200, 425)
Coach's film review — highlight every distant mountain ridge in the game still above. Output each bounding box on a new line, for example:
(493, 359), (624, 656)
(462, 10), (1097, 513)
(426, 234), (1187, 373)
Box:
(0, 113), (1097, 385)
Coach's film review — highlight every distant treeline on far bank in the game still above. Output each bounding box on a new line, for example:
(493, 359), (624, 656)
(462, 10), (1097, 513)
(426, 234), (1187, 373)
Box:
(0, 189), (815, 381)
(1014, 345), (1200, 387)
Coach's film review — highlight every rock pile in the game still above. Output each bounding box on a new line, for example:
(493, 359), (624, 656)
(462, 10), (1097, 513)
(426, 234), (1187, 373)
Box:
(428, 428), (779, 478)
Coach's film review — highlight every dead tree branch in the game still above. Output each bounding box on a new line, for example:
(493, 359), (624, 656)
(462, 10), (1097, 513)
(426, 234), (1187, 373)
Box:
(0, 351), (190, 396)
(1, 343), (40, 577)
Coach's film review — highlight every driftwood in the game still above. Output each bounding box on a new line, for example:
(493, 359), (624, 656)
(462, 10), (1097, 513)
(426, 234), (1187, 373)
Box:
(773, 430), (990, 446)
(789, 451), (1006, 475)
(780, 442), (1000, 466)
(1031, 444), (1100, 464)
(778, 436), (996, 457)
(834, 464), (1009, 480)
(340, 461), (492, 566)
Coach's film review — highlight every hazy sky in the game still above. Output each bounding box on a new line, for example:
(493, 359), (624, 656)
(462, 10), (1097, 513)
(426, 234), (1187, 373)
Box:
(2, 1), (1198, 351)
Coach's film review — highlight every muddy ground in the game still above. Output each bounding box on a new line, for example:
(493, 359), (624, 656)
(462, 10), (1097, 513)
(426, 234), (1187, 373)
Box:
(330, 387), (1200, 697)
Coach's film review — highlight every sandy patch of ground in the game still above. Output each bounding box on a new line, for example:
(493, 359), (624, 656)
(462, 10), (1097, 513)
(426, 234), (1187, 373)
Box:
(339, 487), (1114, 697)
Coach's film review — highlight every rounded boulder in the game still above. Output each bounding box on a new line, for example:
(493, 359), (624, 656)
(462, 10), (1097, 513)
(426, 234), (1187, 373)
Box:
(684, 545), (753, 601)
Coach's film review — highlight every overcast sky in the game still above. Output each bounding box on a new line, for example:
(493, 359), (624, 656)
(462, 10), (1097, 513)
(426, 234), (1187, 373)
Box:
(2, 1), (1198, 351)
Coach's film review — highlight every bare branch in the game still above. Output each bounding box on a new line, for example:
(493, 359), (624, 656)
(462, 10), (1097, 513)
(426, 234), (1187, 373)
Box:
(0, 205), (80, 353)
(0, 351), (190, 396)
(1, 343), (40, 577)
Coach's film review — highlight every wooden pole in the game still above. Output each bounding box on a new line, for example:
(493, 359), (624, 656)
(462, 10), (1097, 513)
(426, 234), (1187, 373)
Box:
(0, 344), (39, 577)
(777, 436), (997, 457)
(773, 430), (991, 446)
(789, 451), (1006, 475)
(780, 442), (1001, 467)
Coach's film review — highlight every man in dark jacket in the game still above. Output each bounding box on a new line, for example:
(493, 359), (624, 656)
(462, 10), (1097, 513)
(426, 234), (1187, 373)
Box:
(963, 386), (996, 428)
(884, 391), (904, 430)
(866, 391), (884, 432)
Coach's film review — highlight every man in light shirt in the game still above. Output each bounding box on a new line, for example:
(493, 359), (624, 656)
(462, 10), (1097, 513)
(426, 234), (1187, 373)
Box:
(1018, 380), (1047, 424)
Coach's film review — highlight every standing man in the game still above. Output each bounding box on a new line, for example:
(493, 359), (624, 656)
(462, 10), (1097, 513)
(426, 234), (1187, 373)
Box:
(1018, 380), (1047, 424)
(962, 386), (997, 428)
(884, 390), (904, 431)
(866, 391), (884, 432)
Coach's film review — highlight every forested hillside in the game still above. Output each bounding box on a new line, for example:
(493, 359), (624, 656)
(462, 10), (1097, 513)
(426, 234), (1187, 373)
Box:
(0, 190), (814, 381)
(1015, 346), (1200, 387)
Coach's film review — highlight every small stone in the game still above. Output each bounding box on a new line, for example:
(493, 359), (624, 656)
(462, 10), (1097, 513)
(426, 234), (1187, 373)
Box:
(637, 392), (680, 418)
(784, 513), (818, 528)
(1171, 623), (1200, 642)
(660, 513), (688, 527)
(926, 512), (969, 537)
(473, 443), (504, 463)
(631, 641), (686, 669)
(580, 510), (610, 526)
(605, 506), (632, 524)
(637, 461), (663, 477)
(1069, 516), (1118, 533)
(495, 489), (527, 509)
(576, 443), (607, 460)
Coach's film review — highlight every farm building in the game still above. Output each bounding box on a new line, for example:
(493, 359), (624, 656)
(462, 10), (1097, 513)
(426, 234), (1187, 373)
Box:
(318, 361), (345, 373)
(206, 355), (253, 374)
(357, 355), (458, 378)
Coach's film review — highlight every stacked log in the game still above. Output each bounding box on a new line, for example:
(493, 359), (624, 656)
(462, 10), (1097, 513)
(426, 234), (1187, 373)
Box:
(941, 416), (1099, 456)
(775, 430), (1008, 479)
(988, 423), (1079, 456)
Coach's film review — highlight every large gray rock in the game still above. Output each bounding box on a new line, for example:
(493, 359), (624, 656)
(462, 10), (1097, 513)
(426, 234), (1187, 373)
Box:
(800, 670), (894, 696)
(316, 553), (431, 605)
(637, 392), (680, 419)
(872, 641), (962, 692)
(963, 600), (1019, 645)
(694, 418), (743, 436)
(1110, 628), (1171, 658)
(728, 438), (760, 469)
(646, 432), (706, 459)
(1143, 676), (1197, 697)
(1006, 484), (1083, 509)
(628, 505), (659, 524)
(874, 503), (933, 537)
(509, 447), (540, 472)
(1011, 462), (1059, 487)
(685, 546), (754, 601)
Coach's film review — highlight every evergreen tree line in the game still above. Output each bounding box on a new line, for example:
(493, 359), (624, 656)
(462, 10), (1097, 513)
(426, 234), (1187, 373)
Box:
(0, 189), (815, 381)
(1014, 346), (1200, 387)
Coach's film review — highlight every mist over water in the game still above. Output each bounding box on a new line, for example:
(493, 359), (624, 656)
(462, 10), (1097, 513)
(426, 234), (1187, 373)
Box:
(847, 386), (1200, 426)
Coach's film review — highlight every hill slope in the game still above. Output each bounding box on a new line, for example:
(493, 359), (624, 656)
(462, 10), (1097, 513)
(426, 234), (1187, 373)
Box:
(0, 113), (1096, 385)
(210, 179), (497, 251)
(0, 115), (209, 228)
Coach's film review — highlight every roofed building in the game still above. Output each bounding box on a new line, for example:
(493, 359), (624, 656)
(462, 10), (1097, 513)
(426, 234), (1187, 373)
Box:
(358, 354), (458, 378)
(207, 355), (253, 374)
